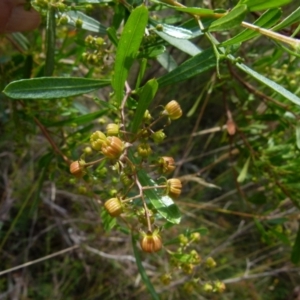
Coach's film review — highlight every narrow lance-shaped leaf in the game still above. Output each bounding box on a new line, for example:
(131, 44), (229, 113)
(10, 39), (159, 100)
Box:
(151, 20), (195, 39)
(157, 48), (216, 88)
(166, 6), (215, 16)
(155, 28), (201, 57)
(131, 234), (160, 300)
(131, 79), (158, 133)
(239, 0), (291, 11)
(45, 109), (108, 127)
(112, 6), (148, 105)
(271, 6), (300, 31)
(237, 157), (251, 183)
(236, 62), (300, 106)
(156, 51), (178, 72)
(3, 77), (111, 99)
(137, 169), (181, 224)
(222, 8), (282, 46)
(60, 11), (106, 34)
(208, 4), (248, 32)
(45, 7), (56, 76)
(296, 123), (300, 150)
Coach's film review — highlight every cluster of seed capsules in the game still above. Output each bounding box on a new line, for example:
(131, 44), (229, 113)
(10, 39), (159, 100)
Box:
(70, 100), (183, 253)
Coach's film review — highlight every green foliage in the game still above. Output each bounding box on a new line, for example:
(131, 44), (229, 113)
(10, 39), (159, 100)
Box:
(1, 0), (300, 298)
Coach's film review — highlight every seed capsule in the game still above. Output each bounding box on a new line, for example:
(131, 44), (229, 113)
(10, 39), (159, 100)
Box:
(104, 198), (123, 217)
(90, 131), (107, 151)
(101, 136), (124, 159)
(167, 178), (182, 198)
(214, 281), (226, 293)
(137, 143), (152, 158)
(151, 130), (166, 144)
(205, 257), (217, 268)
(158, 156), (175, 174)
(70, 160), (85, 178)
(143, 110), (152, 124)
(140, 231), (162, 253)
(163, 100), (182, 120)
(106, 123), (119, 136)
(226, 119), (236, 135)
(203, 283), (213, 293)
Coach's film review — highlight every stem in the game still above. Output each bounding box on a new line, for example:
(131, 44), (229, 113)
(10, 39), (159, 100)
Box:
(45, 6), (56, 76)
(84, 157), (106, 167)
(241, 21), (300, 50)
(142, 185), (166, 190)
(120, 81), (132, 141)
(33, 115), (71, 164)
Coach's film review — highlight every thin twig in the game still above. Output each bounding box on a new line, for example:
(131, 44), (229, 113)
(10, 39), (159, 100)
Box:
(0, 245), (79, 276)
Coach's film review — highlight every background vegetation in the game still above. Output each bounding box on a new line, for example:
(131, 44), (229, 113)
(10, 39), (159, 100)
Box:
(1, 0), (300, 299)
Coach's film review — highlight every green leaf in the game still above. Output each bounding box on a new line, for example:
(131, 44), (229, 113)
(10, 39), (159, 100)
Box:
(271, 6), (300, 31)
(3, 77), (111, 99)
(61, 11), (106, 34)
(236, 62), (300, 106)
(135, 58), (148, 89)
(101, 208), (117, 232)
(131, 79), (158, 133)
(138, 45), (166, 59)
(45, 109), (108, 127)
(153, 22), (194, 39)
(291, 224), (300, 264)
(208, 4), (248, 32)
(131, 234), (160, 300)
(156, 52), (178, 72)
(167, 6), (215, 16)
(157, 48), (216, 88)
(240, 0), (291, 11)
(112, 5), (148, 105)
(296, 123), (300, 150)
(154, 28), (201, 56)
(106, 27), (119, 47)
(45, 7), (56, 76)
(71, 0), (112, 3)
(222, 8), (282, 46)
(137, 170), (181, 224)
(10, 33), (29, 52)
(237, 157), (251, 183)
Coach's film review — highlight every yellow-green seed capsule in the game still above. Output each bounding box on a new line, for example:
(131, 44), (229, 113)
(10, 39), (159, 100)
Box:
(190, 232), (201, 242)
(143, 110), (152, 124)
(137, 143), (152, 158)
(104, 198), (123, 217)
(95, 37), (105, 46)
(58, 15), (69, 25)
(167, 178), (182, 198)
(120, 172), (132, 187)
(106, 123), (119, 136)
(151, 130), (166, 144)
(90, 131), (107, 151)
(214, 281), (226, 293)
(182, 263), (194, 274)
(178, 233), (188, 246)
(160, 273), (172, 285)
(163, 100), (182, 120)
(205, 257), (217, 268)
(190, 250), (201, 264)
(75, 18), (83, 28)
(203, 283), (213, 293)
(84, 146), (93, 155)
(156, 24), (164, 31)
